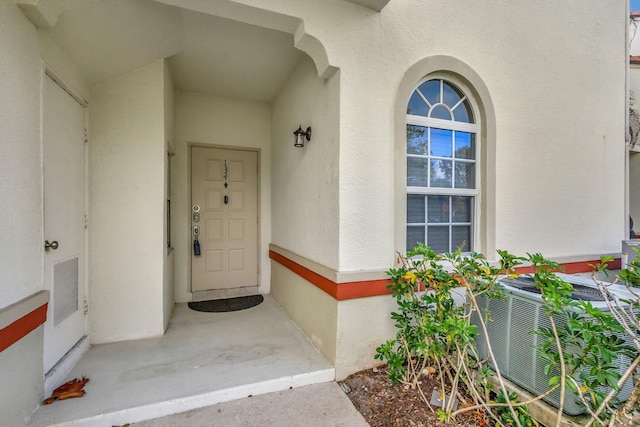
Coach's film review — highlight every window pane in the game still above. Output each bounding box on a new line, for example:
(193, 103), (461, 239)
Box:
(452, 226), (471, 252)
(430, 159), (452, 188)
(427, 195), (449, 223)
(407, 125), (428, 155)
(427, 226), (449, 253)
(454, 162), (475, 189)
(407, 92), (428, 116)
(407, 226), (425, 252)
(417, 80), (440, 106)
(407, 195), (425, 223)
(452, 196), (472, 222)
(454, 100), (474, 123)
(455, 132), (475, 160)
(407, 157), (429, 187)
(430, 105), (452, 120)
(430, 128), (452, 157)
(443, 82), (463, 108)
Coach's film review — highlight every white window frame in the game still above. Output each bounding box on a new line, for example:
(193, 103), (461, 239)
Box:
(406, 78), (480, 253)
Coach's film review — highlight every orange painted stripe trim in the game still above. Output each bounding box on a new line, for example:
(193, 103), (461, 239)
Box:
(335, 279), (392, 300)
(270, 250), (338, 297)
(514, 259), (621, 275)
(269, 250), (392, 300)
(270, 250), (621, 301)
(0, 303), (48, 353)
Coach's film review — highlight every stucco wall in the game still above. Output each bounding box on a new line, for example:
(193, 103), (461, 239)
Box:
(629, 67), (640, 230)
(0, 2), (46, 423)
(271, 54), (340, 269)
(216, 0), (626, 268)
(173, 90), (272, 302)
(631, 151), (640, 230)
(38, 31), (90, 102)
(90, 60), (167, 343)
(1, 329), (44, 426)
(0, 0), (43, 308)
(270, 263), (338, 365)
(163, 61), (175, 329)
(335, 296), (396, 380)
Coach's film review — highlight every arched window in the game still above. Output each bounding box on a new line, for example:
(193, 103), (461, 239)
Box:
(406, 79), (479, 253)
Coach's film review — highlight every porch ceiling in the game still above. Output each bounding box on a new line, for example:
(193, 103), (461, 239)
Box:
(345, 0), (391, 12)
(36, 0), (303, 102)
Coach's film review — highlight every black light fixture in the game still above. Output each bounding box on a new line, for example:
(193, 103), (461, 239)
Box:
(293, 125), (312, 147)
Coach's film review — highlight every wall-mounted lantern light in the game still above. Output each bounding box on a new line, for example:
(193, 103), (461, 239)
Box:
(293, 125), (312, 147)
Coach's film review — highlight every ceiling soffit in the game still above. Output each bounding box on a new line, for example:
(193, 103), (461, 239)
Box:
(345, 0), (390, 12)
(19, 0), (339, 101)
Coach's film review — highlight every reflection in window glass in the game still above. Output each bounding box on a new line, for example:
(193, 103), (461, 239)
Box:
(430, 105), (452, 120)
(418, 80), (440, 106)
(407, 157), (429, 187)
(430, 128), (452, 157)
(454, 162), (475, 189)
(406, 78), (477, 253)
(405, 196), (474, 253)
(407, 92), (428, 116)
(451, 196), (471, 222)
(430, 159), (452, 188)
(427, 226), (449, 253)
(452, 226), (470, 252)
(427, 195), (449, 223)
(407, 226), (425, 252)
(407, 195), (425, 223)
(407, 125), (428, 155)
(443, 82), (463, 108)
(454, 101), (473, 123)
(454, 132), (474, 159)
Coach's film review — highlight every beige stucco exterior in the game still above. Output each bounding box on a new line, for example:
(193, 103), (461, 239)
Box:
(173, 90), (272, 300)
(0, 0), (629, 423)
(627, 14), (640, 236)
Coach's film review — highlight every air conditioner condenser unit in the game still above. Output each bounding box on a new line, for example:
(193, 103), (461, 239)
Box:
(470, 273), (638, 416)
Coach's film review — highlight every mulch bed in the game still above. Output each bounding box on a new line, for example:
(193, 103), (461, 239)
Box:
(339, 366), (482, 427)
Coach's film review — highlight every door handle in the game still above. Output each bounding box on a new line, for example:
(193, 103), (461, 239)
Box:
(44, 240), (59, 250)
(193, 225), (200, 256)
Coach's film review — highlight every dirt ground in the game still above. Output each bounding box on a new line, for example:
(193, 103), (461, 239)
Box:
(340, 366), (640, 427)
(339, 366), (482, 427)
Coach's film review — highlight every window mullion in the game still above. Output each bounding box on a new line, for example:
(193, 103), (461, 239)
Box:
(451, 96), (466, 112)
(406, 116), (478, 133)
(424, 195), (429, 248)
(407, 187), (477, 197)
(448, 196), (453, 252)
(417, 89), (432, 109)
(451, 130), (456, 189)
(427, 128), (431, 186)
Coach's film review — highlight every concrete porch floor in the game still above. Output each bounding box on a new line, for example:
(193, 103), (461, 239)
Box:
(26, 295), (335, 427)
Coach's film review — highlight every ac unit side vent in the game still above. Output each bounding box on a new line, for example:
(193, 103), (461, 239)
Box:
(471, 275), (638, 416)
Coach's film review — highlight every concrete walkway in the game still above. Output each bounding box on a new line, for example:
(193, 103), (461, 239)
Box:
(133, 382), (369, 427)
(27, 296), (337, 426)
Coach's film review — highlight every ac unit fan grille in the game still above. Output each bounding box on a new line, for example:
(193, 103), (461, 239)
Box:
(500, 277), (605, 301)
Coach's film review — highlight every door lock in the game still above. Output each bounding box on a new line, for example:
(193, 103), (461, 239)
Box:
(44, 240), (59, 250)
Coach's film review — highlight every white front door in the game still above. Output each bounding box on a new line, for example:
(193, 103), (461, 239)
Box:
(43, 75), (87, 373)
(191, 146), (258, 296)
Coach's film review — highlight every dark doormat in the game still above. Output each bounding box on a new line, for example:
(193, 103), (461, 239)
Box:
(188, 295), (264, 313)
